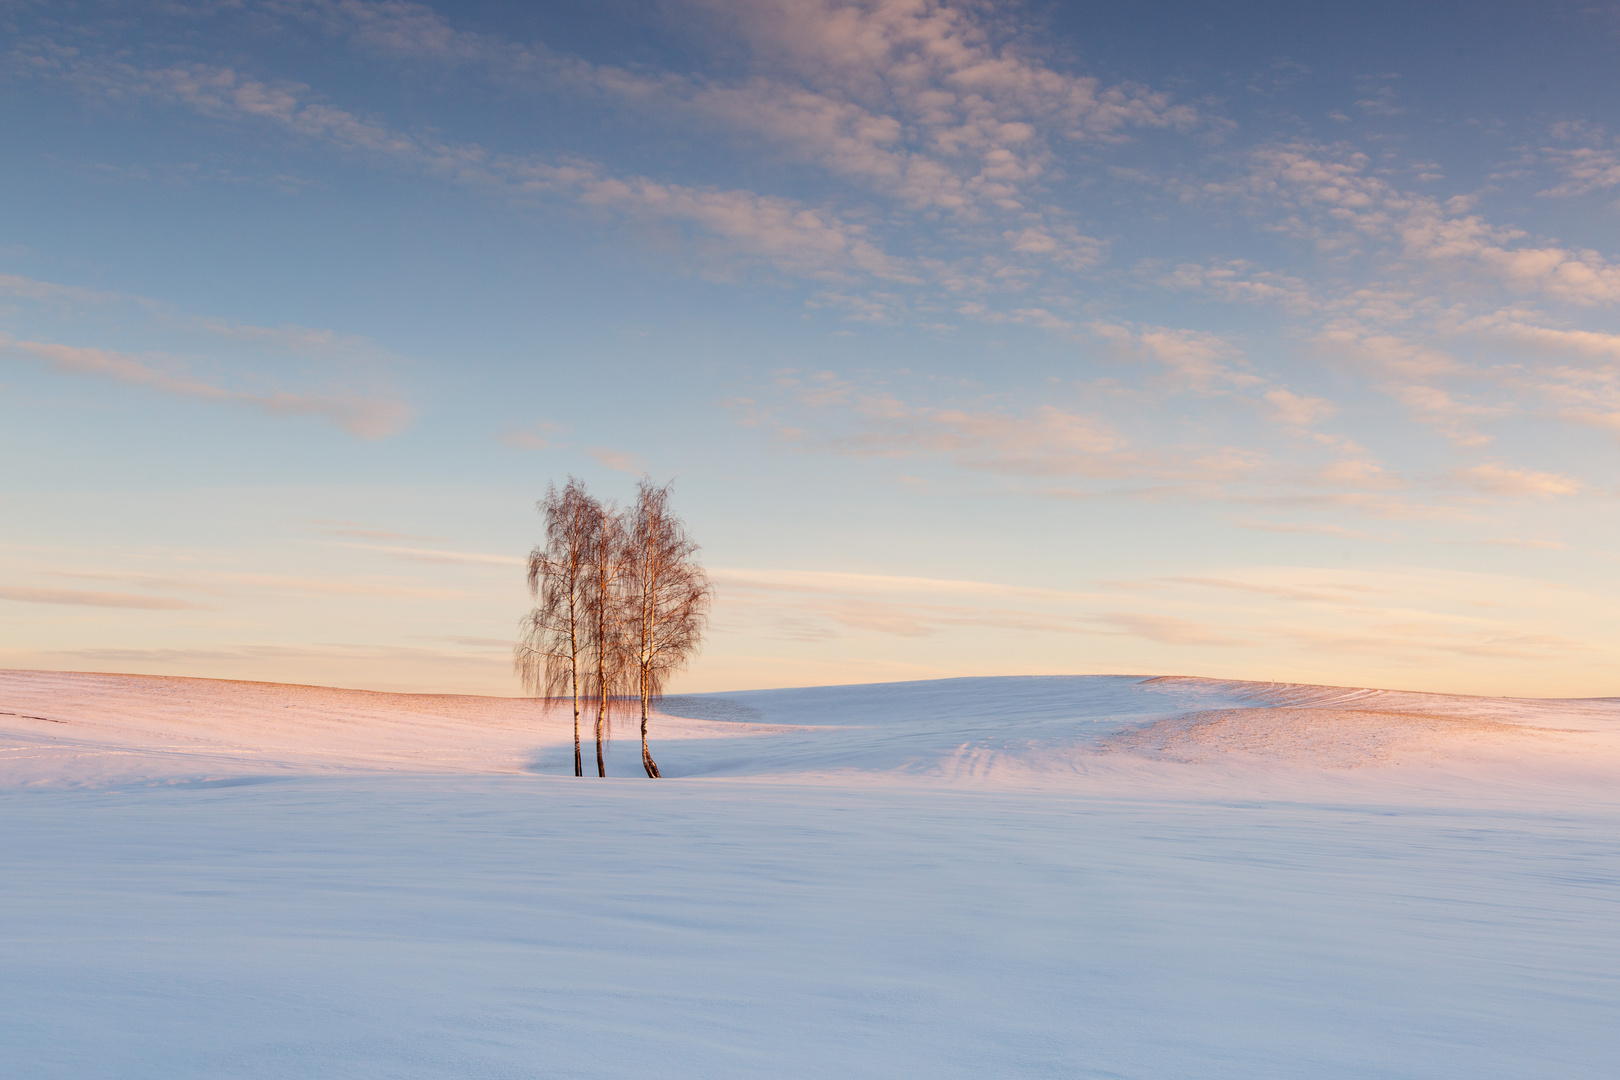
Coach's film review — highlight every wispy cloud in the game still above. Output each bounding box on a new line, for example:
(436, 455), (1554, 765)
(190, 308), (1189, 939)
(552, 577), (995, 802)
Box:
(1090, 321), (1268, 396)
(308, 521), (448, 543)
(499, 420), (570, 451)
(1444, 537), (1566, 550)
(1540, 146), (1620, 198)
(743, 367), (1536, 518)
(294, 0), (1201, 218)
(208, 572), (469, 599)
(331, 543), (525, 568)
(5, 1), (1210, 311)
(1539, 124), (1620, 197)
(0, 272), (399, 361)
(1155, 260), (1313, 312)
(709, 562), (1603, 673)
(1353, 72), (1404, 116)
(784, 389), (1264, 486)
(0, 585), (208, 610)
(2, 338), (413, 438)
(712, 565), (1103, 641)
(1262, 388), (1336, 427)
(0, 273), (112, 306)
(588, 447), (646, 473)
(0, 271), (413, 435)
(1100, 611), (1248, 646)
(13, 50), (916, 286)
(1233, 142), (1620, 305)
(1231, 518), (1389, 541)
(1451, 463), (1583, 498)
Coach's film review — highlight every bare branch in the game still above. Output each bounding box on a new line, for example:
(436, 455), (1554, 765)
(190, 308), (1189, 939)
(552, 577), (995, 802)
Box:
(513, 477), (601, 777)
(621, 478), (714, 777)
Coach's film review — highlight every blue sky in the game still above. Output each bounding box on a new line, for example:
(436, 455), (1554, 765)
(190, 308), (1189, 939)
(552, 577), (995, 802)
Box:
(3, 0), (1619, 695)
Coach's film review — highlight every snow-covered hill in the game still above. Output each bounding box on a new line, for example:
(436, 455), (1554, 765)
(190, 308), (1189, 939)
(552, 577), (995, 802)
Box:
(4, 670), (1618, 1078)
(4, 669), (1617, 792)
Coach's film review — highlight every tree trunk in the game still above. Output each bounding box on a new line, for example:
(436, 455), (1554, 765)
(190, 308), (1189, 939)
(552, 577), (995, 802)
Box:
(595, 641), (608, 777)
(640, 676), (659, 778)
(595, 700), (607, 778)
(572, 708), (582, 778)
(571, 657), (582, 778)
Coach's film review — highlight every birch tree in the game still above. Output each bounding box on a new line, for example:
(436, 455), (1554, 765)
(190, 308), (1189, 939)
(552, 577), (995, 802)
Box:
(621, 479), (713, 779)
(583, 500), (628, 778)
(514, 478), (598, 778)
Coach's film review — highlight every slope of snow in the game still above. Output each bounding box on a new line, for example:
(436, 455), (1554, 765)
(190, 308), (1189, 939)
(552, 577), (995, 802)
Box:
(3, 669), (1619, 1078)
(9, 668), (1615, 792)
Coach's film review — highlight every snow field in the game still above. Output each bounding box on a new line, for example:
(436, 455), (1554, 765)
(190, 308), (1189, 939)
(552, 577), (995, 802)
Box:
(2, 670), (1618, 1077)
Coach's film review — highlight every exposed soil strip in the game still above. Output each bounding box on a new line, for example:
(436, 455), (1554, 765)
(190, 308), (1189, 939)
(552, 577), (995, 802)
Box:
(0, 710), (64, 723)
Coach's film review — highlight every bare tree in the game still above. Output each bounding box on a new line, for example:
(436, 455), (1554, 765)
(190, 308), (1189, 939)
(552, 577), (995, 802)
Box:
(582, 500), (629, 778)
(621, 479), (713, 778)
(514, 478), (599, 777)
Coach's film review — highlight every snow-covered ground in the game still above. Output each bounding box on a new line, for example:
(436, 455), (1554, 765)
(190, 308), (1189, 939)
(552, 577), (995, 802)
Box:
(3, 670), (1618, 1077)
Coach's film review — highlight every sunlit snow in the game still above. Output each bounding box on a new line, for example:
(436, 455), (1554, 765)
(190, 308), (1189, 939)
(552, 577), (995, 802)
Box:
(4, 670), (1617, 1077)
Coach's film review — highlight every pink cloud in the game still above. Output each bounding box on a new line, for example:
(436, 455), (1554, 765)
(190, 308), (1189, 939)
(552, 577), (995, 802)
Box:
(498, 420), (570, 450)
(0, 586), (207, 610)
(1452, 463), (1582, 498)
(588, 447), (645, 473)
(4, 339), (412, 438)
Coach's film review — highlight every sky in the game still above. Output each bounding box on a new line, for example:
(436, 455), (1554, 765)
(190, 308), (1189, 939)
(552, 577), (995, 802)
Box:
(2, 0), (1620, 697)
